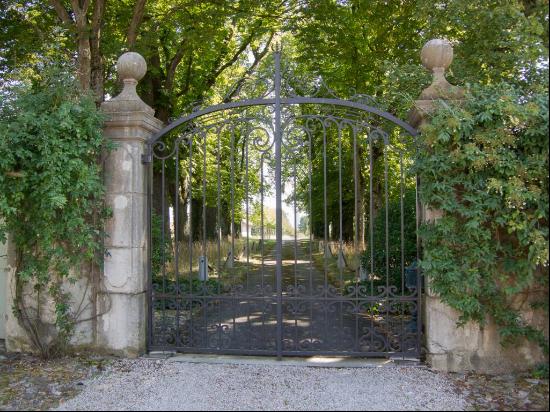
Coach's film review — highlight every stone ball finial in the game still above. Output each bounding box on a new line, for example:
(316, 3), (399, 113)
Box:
(421, 39), (453, 72)
(116, 52), (147, 82)
(101, 51), (154, 115)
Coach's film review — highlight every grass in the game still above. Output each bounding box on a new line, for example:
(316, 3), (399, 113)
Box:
(310, 240), (364, 288)
(160, 237), (276, 288)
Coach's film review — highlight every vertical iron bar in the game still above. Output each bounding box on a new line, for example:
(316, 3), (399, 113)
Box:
(245, 129), (251, 348)
(322, 123), (328, 350)
(385, 145), (389, 291)
(384, 143), (389, 352)
(229, 127), (237, 346)
(216, 128), (222, 348)
(160, 160), (167, 345)
(216, 129), (222, 285)
(202, 131), (208, 347)
(230, 129), (235, 270)
(416, 173), (422, 356)
(353, 125), (359, 271)
(260, 155), (266, 347)
(293, 161), (298, 350)
(187, 137), (193, 347)
(175, 144), (181, 347)
(307, 127), (314, 350)
(146, 147), (153, 349)
(202, 132), (207, 259)
(338, 125), (344, 351)
(246, 132), (250, 290)
(353, 126), (359, 352)
(323, 123), (328, 290)
(260, 157), (265, 290)
(368, 133), (374, 350)
(400, 153), (405, 357)
(274, 50), (283, 359)
(369, 134), (374, 295)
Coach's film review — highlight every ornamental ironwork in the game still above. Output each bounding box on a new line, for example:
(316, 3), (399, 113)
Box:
(144, 51), (421, 358)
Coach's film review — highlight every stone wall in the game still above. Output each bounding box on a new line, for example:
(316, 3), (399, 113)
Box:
(3, 235), (96, 352)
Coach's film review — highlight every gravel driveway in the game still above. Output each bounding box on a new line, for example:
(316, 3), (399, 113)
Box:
(55, 358), (467, 411)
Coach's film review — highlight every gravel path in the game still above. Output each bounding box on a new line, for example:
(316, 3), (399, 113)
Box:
(55, 359), (468, 411)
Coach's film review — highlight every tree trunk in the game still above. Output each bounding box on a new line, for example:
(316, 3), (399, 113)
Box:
(205, 206), (218, 240)
(72, 3), (92, 92)
(342, 200), (354, 242)
(177, 174), (189, 242)
(127, 0), (147, 50)
(355, 142), (365, 250)
(90, 0), (105, 104)
(191, 197), (202, 241)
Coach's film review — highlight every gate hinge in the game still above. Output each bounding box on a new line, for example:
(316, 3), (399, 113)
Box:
(141, 153), (152, 164)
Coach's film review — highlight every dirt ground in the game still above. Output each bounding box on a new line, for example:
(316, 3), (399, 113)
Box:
(0, 350), (108, 411)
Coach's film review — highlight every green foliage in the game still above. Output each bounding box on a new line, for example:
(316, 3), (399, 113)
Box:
(532, 363), (549, 379)
(151, 212), (173, 277)
(152, 276), (223, 294)
(415, 81), (549, 352)
(0, 68), (109, 357)
(416, 0), (549, 90)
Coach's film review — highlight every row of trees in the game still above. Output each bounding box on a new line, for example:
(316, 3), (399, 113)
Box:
(2, 1), (546, 249)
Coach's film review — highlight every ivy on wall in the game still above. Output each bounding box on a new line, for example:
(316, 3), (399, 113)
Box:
(416, 82), (549, 352)
(0, 70), (110, 357)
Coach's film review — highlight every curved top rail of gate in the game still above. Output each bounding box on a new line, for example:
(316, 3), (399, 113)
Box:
(143, 51), (418, 162)
(147, 98), (418, 143)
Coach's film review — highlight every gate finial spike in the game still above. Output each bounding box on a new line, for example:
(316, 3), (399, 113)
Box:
(272, 40), (282, 53)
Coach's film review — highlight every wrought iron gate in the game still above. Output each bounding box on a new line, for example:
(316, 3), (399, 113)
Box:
(144, 51), (421, 358)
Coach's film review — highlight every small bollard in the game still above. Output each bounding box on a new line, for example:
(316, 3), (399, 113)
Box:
(359, 265), (368, 281)
(199, 255), (208, 281)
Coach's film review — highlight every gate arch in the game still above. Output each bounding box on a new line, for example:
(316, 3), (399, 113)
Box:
(145, 52), (421, 358)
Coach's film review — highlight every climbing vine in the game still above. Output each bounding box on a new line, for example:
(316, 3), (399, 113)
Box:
(0, 69), (111, 357)
(416, 82), (549, 353)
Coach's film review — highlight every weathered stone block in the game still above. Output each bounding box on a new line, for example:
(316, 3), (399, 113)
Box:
(105, 193), (147, 249)
(96, 291), (147, 357)
(425, 295), (547, 373)
(103, 247), (147, 293)
(104, 141), (146, 195)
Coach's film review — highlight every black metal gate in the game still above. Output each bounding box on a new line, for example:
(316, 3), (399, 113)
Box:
(144, 51), (421, 358)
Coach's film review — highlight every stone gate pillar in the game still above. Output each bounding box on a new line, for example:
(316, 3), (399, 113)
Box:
(409, 39), (465, 371)
(409, 40), (546, 373)
(99, 52), (162, 356)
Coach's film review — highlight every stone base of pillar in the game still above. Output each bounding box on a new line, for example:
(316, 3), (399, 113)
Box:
(425, 294), (547, 374)
(96, 292), (147, 357)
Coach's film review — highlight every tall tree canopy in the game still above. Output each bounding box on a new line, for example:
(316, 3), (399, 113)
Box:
(1, 0), (547, 247)
(1, 0), (547, 117)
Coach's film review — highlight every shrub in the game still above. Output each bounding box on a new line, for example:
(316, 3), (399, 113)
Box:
(0, 69), (109, 357)
(415, 82), (549, 352)
(151, 211), (173, 277)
